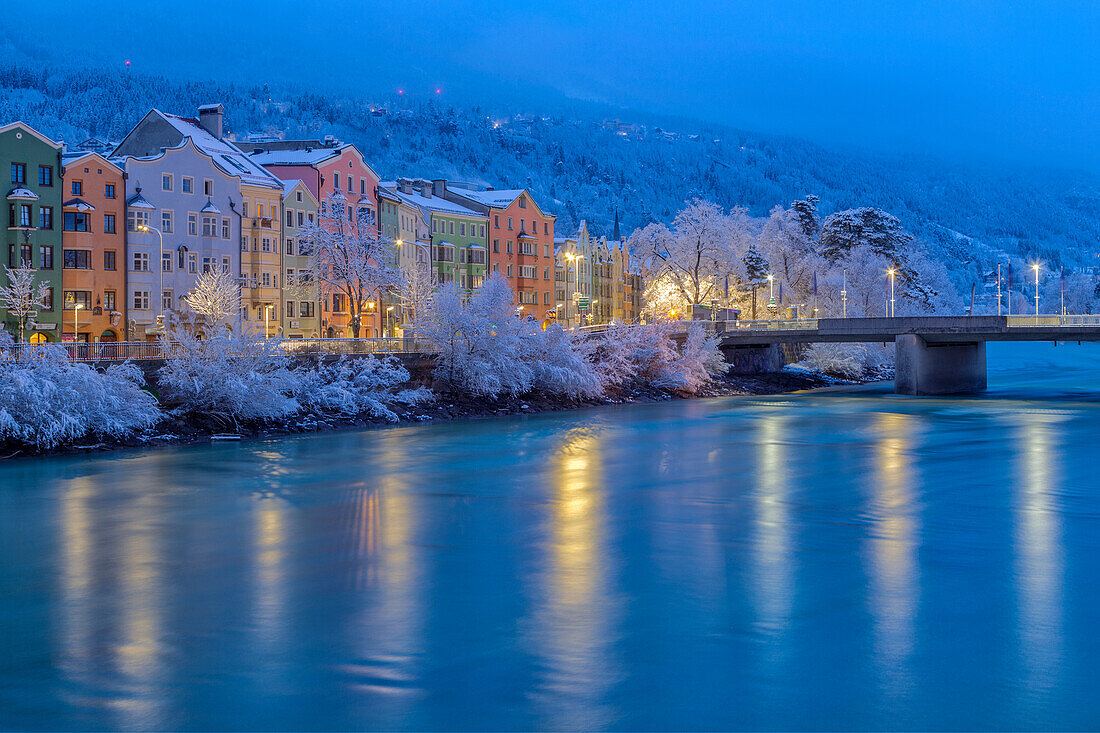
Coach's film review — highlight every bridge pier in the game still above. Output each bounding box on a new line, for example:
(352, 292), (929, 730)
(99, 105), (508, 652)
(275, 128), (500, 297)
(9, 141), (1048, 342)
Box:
(895, 334), (986, 395)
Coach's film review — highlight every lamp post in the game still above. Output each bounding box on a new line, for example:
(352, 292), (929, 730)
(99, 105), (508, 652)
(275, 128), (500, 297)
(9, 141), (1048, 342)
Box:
(767, 273), (775, 320)
(842, 268), (848, 318)
(264, 304), (274, 339)
(887, 268), (896, 318)
(1031, 263), (1041, 321)
(72, 302), (83, 348)
(386, 305), (394, 338)
(564, 252), (584, 327)
(996, 262), (1002, 316)
(138, 224), (165, 332)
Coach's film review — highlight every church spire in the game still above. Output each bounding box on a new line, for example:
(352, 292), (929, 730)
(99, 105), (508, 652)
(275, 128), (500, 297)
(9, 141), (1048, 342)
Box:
(612, 209), (620, 242)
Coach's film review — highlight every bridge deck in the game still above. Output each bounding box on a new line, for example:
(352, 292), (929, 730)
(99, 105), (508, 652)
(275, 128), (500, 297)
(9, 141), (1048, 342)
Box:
(717, 315), (1100, 346)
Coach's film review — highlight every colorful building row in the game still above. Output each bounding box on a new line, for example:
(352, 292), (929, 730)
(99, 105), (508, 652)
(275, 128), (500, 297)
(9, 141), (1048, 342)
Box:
(3, 104), (644, 342)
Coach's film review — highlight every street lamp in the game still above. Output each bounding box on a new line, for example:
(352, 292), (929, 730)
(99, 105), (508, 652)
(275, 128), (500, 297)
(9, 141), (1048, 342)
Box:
(138, 224), (165, 331)
(1031, 263), (1041, 321)
(766, 273), (775, 320)
(887, 268), (896, 318)
(72, 302), (83, 346)
(386, 305), (394, 337)
(841, 268), (848, 318)
(564, 252), (585, 326)
(264, 304), (274, 339)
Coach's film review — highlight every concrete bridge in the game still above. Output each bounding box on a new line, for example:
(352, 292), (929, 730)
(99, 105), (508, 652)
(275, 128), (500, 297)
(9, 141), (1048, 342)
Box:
(715, 315), (1100, 395)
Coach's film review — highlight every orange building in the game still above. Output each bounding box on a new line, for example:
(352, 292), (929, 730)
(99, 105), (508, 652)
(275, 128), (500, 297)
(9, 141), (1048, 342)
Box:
(60, 152), (126, 342)
(441, 185), (557, 321)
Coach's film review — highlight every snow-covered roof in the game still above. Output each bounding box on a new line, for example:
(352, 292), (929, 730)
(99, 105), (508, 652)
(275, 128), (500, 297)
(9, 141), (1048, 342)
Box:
(7, 187), (39, 201)
(0, 121), (62, 150)
(249, 147), (343, 166)
(63, 198), (95, 211)
(378, 181), (486, 219)
(126, 189), (156, 210)
(200, 199), (222, 214)
(157, 111), (282, 190)
(452, 188), (526, 208)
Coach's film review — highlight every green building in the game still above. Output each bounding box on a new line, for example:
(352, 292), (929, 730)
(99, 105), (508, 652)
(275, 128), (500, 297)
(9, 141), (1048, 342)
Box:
(1, 122), (64, 342)
(280, 179), (321, 338)
(382, 178), (487, 291)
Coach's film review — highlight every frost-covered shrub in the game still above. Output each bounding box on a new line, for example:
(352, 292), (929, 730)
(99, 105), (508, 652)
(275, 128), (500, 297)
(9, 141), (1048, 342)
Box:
(596, 321), (724, 394)
(526, 324), (604, 398)
(800, 342), (894, 380)
(0, 340), (161, 448)
(296, 355), (431, 422)
(157, 329), (300, 424)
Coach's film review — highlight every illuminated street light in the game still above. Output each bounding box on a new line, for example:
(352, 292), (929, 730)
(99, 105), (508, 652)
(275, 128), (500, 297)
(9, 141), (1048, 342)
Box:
(1031, 263), (1041, 321)
(887, 268), (896, 318)
(138, 223), (165, 329)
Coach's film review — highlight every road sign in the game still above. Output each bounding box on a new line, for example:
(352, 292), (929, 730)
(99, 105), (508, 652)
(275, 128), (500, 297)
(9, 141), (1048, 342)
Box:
(577, 297), (590, 311)
(767, 297), (777, 311)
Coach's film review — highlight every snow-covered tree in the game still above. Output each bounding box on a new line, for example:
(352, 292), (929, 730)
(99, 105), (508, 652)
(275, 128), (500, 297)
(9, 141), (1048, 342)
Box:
(631, 199), (751, 314)
(527, 324), (604, 398)
(399, 260), (435, 329)
(184, 265), (241, 330)
(298, 192), (404, 338)
(0, 336), (161, 448)
(158, 328), (300, 426)
(595, 321), (724, 394)
(0, 265), (47, 343)
(741, 242), (770, 319)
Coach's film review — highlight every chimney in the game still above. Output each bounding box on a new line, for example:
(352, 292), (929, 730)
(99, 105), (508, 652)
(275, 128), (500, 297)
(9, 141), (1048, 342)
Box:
(198, 104), (224, 139)
(416, 179), (431, 198)
(432, 179), (446, 197)
(397, 177), (413, 195)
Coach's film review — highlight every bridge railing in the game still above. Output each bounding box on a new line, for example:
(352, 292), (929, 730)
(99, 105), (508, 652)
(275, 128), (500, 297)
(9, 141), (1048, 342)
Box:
(1006, 315), (1100, 328)
(2, 337), (434, 363)
(730, 318), (819, 331)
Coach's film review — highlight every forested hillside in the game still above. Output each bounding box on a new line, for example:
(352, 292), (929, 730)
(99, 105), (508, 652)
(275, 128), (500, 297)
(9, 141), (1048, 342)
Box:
(3, 58), (1099, 290)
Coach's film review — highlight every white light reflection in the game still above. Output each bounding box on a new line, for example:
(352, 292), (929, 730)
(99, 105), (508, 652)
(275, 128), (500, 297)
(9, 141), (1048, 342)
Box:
(1013, 410), (1064, 703)
(752, 410), (792, 638)
(533, 428), (616, 729)
(867, 410), (920, 696)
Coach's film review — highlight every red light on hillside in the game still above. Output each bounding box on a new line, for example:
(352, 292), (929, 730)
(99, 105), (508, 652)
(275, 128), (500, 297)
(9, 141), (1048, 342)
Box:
(435, 88), (441, 94)
(125, 60), (131, 67)
(397, 89), (404, 95)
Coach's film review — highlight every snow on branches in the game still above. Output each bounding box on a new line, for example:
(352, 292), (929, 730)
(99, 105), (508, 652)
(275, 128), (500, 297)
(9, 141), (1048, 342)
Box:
(0, 265), (48, 343)
(184, 265), (241, 330)
(0, 335), (161, 448)
(297, 355), (430, 423)
(297, 192), (404, 337)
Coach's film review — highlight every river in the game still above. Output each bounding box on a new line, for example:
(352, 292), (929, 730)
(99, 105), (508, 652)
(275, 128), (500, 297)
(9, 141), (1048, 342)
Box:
(2, 342), (1099, 730)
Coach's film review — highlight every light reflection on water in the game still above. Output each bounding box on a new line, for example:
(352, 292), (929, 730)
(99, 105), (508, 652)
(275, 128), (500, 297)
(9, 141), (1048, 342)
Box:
(1, 341), (1098, 730)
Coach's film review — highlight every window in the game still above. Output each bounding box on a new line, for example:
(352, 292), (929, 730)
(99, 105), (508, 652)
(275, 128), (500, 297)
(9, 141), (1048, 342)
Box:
(162, 252), (172, 272)
(202, 215), (217, 237)
(127, 210), (149, 232)
(103, 213), (116, 234)
(105, 183), (115, 199)
(262, 272), (271, 287)
(518, 197), (527, 209)
(63, 212), (89, 232)
(360, 179), (366, 194)
(261, 237), (271, 252)
(449, 221), (455, 235)
(182, 177), (193, 194)
(300, 301), (315, 317)
(493, 239), (499, 253)
(133, 290), (150, 310)
(544, 267), (550, 280)
(162, 290), (173, 311)
(494, 214), (500, 229)
(39, 246), (52, 270)
(203, 257), (215, 273)
(286, 301), (295, 319)
(333, 293), (346, 312)
(104, 291), (116, 311)
(286, 238), (294, 255)
(188, 254), (197, 273)
(11, 163), (26, 184)
(41, 287), (53, 311)
(519, 265), (536, 279)
(296, 191), (302, 202)
(347, 175), (353, 192)
(286, 268), (294, 282)
(470, 248), (485, 265)
(458, 248), (466, 264)
(257, 203), (265, 218)
(286, 209), (293, 227)
(64, 291), (92, 310)
(18, 204), (31, 228)
(531, 219), (536, 232)
(493, 262), (499, 272)
(204, 179), (213, 196)
(544, 222), (549, 235)
(63, 250), (91, 269)
(222, 256), (230, 273)
(507, 240), (513, 254)
(544, 244), (552, 257)
(161, 211), (173, 233)
(507, 264), (513, 277)
(38, 166), (52, 187)
(333, 172), (340, 190)
(39, 207), (53, 230)
(104, 250), (116, 271)
(479, 224), (485, 237)
(222, 218), (230, 239)
(507, 217), (513, 230)
(133, 252), (150, 272)
(519, 241), (535, 255)
(297, 211), (304, 226)
(240, 237), (248, 252)
(544, 291), (551, 305)
(161, 174), (172, 191)
(188, 213), (197, 235)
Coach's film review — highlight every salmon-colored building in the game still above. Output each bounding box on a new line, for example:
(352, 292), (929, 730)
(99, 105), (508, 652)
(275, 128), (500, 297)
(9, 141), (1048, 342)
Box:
(440, 184), (557, 322)
(249, 140), (383, 337)
(60, 152), (126, 343)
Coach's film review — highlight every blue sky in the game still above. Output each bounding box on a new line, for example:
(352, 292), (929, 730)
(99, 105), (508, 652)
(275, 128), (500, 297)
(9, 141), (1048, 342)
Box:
(12, 0), (1100, 170)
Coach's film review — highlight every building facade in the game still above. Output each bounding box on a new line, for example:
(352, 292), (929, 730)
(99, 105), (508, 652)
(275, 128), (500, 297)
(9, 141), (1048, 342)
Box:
(114, 138), (242, 339)
(441, 183), (556, 321)
(2, 122), (64, 342)
(60, 152), (126, 342)
(280, 179), (321, 338)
